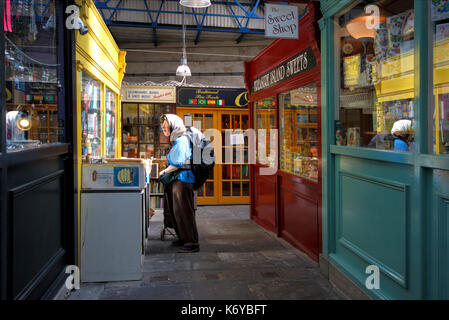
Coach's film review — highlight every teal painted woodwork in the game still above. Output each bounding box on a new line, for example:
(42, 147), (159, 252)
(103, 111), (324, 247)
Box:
(339, 172), (407, 285)
(320, 0), (449, 300)
(429, 169), (449, 299)
(440, 195), (449, 300)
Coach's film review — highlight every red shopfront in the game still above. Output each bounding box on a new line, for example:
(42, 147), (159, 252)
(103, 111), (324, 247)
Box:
(244, 3), (321, 262)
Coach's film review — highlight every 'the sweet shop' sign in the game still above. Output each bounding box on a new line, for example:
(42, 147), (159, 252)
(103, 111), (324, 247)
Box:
(265, 3), (299, 39)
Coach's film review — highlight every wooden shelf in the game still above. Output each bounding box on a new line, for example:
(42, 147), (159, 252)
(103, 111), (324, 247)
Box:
(123, 123), (159, 126)
(296, 123), (317, 128)
(7, 103), (57, 108)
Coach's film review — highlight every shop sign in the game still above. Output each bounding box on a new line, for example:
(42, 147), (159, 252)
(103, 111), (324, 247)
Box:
(126, 87), (175, 103)
(265, 3), (299, 39)
(251, 47), (317, 93)
(177, 88), (248, 108)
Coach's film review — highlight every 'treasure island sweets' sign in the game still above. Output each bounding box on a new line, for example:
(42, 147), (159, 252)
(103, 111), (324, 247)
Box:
(265, 3), (299, 39)
(251, 47), (317, 93)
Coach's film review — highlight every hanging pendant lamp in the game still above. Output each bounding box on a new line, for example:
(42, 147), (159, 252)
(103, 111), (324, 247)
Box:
(176, 9), (191, 77)
(180, 0), (211, 8)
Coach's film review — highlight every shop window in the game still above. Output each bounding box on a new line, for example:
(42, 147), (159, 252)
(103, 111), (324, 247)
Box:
(122, 103), (175, 159)
(81, 72), (102, 159)
(335, 0), (415, 152)
(431, 1), (449, 155)
(279, 84), (319, 181)
(254, 96), (276, 165)
(105, 88), (116, 158)
(4, 0), (64, 152)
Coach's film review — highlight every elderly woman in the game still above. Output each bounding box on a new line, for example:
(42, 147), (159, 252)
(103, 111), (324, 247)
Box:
(159, 114), (199, 253)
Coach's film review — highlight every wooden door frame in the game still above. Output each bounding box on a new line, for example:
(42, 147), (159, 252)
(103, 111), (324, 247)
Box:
(177, 108), (250, 205)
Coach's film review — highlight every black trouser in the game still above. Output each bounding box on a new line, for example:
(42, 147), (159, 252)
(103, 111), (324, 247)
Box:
(164, 179), (198, 246)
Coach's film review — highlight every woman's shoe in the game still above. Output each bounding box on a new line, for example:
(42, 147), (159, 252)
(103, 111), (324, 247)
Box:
(177, 245), (200, 253)
(171, 239), (183, 246)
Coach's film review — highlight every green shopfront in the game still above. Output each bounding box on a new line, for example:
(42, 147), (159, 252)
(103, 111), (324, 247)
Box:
(319, 0), (449, 299)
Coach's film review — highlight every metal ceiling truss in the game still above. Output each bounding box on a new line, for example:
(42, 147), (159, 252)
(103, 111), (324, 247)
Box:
(93, 0), (266, 45)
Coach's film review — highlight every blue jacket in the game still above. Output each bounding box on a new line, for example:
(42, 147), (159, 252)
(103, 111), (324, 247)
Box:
(393, 138), (408, 152)
(167, 135), (195, 183)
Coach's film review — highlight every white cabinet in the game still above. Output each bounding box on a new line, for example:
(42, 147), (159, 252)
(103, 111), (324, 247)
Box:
(81, 190), (144, 282)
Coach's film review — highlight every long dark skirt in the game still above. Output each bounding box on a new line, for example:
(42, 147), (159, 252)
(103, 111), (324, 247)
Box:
(164, 180), (199, 246)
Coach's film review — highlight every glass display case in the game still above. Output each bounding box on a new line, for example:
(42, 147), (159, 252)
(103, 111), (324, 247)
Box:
(122, 103), (175, 159)
(279, 84), (319, 181)
(105, 87), (116, 158)
(81, 72), (102, 159)
(254, 96), (276, 167)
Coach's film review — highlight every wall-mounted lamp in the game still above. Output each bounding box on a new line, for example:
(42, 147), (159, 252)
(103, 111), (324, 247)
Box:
(180, 0), (211, 8)
(16, 112), (32, 131)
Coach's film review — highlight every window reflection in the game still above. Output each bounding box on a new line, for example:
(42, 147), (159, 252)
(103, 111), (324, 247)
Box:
(336, 0), (415, 152)
(5, 0), (63, 152)
(432, 0), (449, 155)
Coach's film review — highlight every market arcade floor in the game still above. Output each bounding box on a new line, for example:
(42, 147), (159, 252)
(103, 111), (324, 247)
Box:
(55, 206), (343, 300)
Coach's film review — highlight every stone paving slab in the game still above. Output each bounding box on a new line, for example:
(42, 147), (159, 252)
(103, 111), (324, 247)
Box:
(57, 205), (343, 300)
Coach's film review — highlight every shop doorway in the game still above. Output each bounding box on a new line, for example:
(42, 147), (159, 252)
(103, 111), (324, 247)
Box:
(177, 109), (250, 205)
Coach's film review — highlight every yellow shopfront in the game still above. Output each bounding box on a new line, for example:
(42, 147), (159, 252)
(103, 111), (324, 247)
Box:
(176, 87), (250, 205)
(74, 0), (126, 261)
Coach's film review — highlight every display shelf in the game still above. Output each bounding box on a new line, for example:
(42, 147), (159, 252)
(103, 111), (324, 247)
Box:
(296, 123), (317, 128)
(7, 103), (61, 144)
(7, 103), (58, 108)
(122, 103), (175, 159)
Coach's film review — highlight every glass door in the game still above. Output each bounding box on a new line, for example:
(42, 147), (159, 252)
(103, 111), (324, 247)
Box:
(219, 111), (250, 204)
(177, 109), (219, 204)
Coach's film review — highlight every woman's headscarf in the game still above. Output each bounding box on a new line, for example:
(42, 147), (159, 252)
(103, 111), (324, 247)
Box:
(161, 114), (186, 142)
(391, 119), (412, 136)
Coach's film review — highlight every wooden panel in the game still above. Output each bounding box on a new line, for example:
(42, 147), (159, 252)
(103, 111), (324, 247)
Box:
(254, 174), (276, 231)
(10, 171), (66, 299)
(338, 171), (408, 288)
(439, 194), (449, 299)
(280, 186), (319, 261)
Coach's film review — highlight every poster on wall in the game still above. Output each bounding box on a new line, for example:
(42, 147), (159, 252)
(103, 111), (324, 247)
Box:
(343, 54), (361, 88)
(184, 114), (193, 127)
(436, 22), (449, 41)
(432, 0), (449, 22)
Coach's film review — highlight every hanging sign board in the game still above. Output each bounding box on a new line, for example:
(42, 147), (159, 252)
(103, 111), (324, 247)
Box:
(251, 46), (317, 93)
(177, 88), (248, 108)
(265, 3), (299, 39)
(122, 86), (176, 103)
